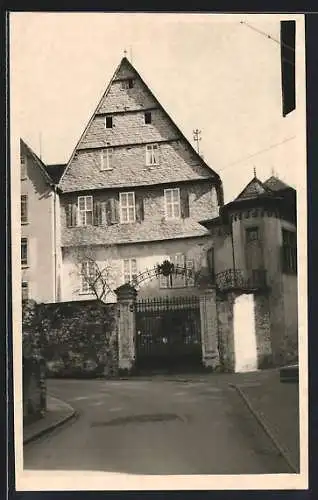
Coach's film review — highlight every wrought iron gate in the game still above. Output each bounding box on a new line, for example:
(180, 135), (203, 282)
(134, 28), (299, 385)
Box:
(136, 296), (202, 371)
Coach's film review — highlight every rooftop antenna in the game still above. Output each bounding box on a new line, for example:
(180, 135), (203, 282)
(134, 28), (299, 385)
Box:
(271, 166), (276, 176)
(124, 48), (127, 58)
(193, 129), (202, 155)
(253, 166), (257, 178)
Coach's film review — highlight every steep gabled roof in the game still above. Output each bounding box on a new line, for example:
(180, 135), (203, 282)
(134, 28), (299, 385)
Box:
(234, 176), (274, 202)
(20, 139), (53, 184)
(263, 175), (292, 192)
(59, 57), (220, 192)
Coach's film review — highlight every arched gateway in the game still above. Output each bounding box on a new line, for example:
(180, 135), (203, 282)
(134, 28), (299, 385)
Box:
(115, 261), (220, 374)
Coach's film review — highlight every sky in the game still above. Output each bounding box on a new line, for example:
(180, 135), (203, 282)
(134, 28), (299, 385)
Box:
(10, 13), (306, 202)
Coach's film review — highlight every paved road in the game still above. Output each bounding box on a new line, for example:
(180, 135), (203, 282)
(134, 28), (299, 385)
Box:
(24, 377), (291, 475)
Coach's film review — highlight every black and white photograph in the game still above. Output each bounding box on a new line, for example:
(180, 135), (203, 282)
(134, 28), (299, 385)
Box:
(10, 12), (307, 491)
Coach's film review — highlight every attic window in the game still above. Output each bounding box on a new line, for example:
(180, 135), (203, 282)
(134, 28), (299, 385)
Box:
(105, 116), (113, 129)
(144, 111), (152, 124)
(121, 79), (134, 89)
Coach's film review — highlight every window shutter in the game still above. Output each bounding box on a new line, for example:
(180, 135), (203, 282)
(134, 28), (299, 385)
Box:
(72, 204), (78, 227)
(180, 187), (190, 218)
(101, 201), (108, 225)
(66, 204), (73, 227)
(93, 201), (102, 226)
(107, 197), (119, 224)
(135, 194), (144, 222)
(66, 203), (77, 227)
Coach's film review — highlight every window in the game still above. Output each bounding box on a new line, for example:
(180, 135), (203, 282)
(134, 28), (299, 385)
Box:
(123, 259), (137, 284)
(144, 111), (152, 124)
(22, 281), (29, 302)
(100, 148), (113, 171)
(159, 254), (194, 288)
(21, 195), (28, 224)
(164, 188), (180, 219)
(145, 143), (159, 166)
(121, 79), (134, 89)
(120, 192), (135, 223)
(246, 227), (259, 242)
(78, 196), (93, 226)
(80, 261), (96, 294)
(105, 115), (113, 128)
(21, 154), (26, 179)
(282, 229), (297, 274)
(21, 238), (28, 266)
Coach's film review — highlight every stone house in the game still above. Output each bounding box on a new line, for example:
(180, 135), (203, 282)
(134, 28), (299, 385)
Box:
(58, 57), (223, 305)
(200, 173), (298, 371)
(20, 139), (65, 303)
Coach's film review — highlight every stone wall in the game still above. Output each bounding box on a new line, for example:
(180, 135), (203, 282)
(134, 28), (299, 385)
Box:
(30, 300), (119, 378)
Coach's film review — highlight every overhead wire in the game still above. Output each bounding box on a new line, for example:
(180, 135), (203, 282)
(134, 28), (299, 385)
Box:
(218, 136), (296, 173)
(239, 20), (295, 53)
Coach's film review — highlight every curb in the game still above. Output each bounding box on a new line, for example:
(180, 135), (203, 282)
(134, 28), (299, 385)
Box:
(229, 383), (298, 473)
(23, 397), (79, 445)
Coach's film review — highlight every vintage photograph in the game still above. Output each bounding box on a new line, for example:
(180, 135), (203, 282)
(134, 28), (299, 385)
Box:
(10, 12), (307, 490)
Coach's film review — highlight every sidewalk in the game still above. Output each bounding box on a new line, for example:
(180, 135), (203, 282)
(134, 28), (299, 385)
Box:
(228, 369), (300, 472)
(23, 395), (77, 445)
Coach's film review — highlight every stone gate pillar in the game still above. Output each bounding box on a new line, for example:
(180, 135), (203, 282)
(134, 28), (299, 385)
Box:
(200, 286), (220, 369)
(115, 284), (137, 373)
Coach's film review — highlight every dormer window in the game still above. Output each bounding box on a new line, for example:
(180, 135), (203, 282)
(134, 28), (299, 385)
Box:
(105, 115), (113, 129)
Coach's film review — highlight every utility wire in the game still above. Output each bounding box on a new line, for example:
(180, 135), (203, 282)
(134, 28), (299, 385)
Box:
(240, 20), (295, 53)
(218, 136), (296, 173)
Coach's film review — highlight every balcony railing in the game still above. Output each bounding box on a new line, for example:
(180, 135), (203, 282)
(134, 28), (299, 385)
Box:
(215, 269), (268, 292)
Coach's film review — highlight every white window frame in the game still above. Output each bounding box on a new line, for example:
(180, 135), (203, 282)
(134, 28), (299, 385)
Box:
(77, 195), (93, 226)
(145, 143), (159, 166)
(173, 253), (186, 288)
(186, 259), (195, 287)
(123, 258), (138, 284)
(21, 238), (28, 266)
(80, 261), (96, 294)
(164, 188), (181, 220)
(21, 154), (27, 179)
(21, 194), (28, 224)
(100, 148), (113, 171)
(119, 192), (136, 223)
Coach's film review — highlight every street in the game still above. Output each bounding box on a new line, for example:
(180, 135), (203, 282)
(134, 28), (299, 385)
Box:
(24, 376), (292, 475)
